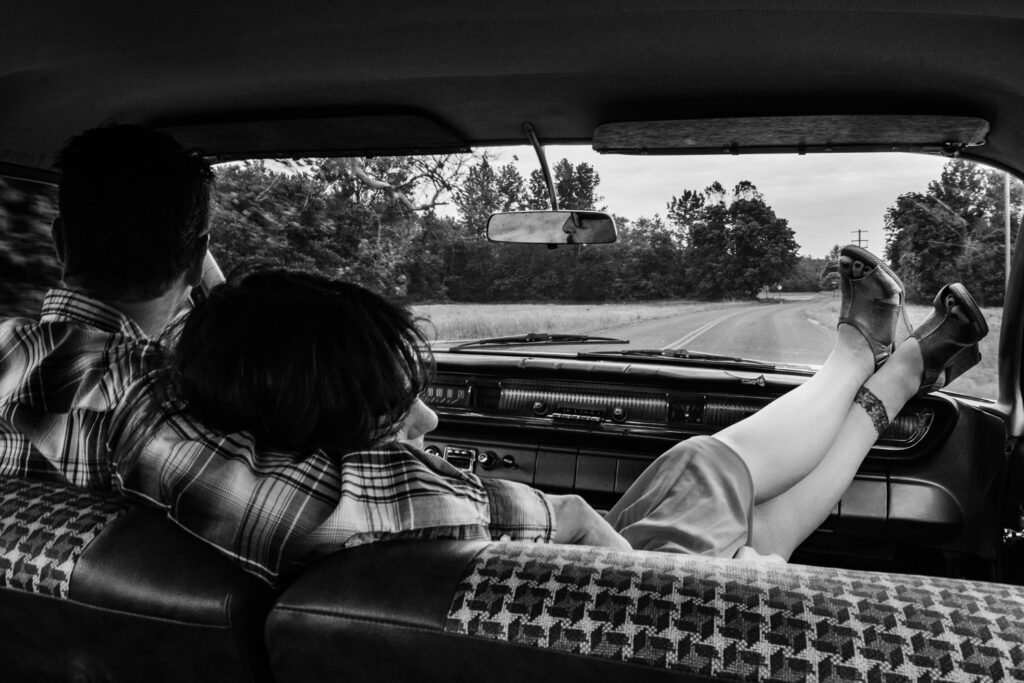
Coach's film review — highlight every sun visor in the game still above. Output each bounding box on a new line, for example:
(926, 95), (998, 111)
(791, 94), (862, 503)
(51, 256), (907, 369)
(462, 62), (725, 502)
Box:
(159, 115), (470, 160)
(592, 115), (989, 156)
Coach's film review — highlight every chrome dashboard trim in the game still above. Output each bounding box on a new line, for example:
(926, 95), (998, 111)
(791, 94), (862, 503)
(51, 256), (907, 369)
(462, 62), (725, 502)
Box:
(498, 380), (668, 423)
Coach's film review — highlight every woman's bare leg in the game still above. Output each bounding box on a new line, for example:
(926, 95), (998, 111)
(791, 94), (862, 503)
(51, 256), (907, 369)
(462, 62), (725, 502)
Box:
(746, 337), (923, 557)
(714, 251), (903, 504)
(715, 252), (902, 502)
(715, 329), (877, 502)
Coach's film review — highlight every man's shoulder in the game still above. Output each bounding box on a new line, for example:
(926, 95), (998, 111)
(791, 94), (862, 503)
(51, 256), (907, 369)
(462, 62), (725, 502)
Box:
(0, 313), (163, 363)
(0, 314), (49, 362)
(0, 311), (165, 415)
(0, 314), (41, 336)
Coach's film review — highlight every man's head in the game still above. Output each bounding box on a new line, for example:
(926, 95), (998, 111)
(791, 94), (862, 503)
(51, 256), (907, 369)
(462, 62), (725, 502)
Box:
(53, 125), (213, 301)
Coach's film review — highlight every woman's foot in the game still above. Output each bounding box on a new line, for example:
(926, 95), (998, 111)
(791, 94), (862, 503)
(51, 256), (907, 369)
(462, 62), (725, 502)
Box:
(911, 283), (989, 395)
(837, 245), (904, 369)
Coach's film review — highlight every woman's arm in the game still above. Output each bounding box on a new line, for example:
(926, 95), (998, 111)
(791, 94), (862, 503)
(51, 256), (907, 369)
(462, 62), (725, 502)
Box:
(548, 494), (632, 550)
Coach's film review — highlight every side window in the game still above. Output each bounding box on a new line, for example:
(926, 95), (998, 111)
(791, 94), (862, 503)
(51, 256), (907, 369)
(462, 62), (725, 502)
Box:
(0, 176), (60, 318)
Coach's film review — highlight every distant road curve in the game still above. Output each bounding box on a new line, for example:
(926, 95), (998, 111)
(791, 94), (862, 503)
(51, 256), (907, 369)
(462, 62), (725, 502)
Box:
(588, 294), (837, 366)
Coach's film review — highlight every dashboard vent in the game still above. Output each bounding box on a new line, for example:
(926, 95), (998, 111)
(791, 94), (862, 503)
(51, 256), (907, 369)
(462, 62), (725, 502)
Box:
(498, 380), (668, 422)
(880, 409), (934, 448)
(703, 398), (764, 428)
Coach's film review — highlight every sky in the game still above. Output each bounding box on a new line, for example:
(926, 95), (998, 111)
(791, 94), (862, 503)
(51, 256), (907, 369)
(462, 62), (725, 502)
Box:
(484, 146), (950, 259)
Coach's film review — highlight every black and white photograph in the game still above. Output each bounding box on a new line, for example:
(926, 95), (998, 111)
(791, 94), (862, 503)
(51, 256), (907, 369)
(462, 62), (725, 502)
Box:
(3, 2), (1024, 681)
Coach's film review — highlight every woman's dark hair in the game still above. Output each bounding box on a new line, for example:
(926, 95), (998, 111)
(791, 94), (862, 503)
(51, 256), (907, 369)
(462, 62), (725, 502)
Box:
(172, 268), (431, 454)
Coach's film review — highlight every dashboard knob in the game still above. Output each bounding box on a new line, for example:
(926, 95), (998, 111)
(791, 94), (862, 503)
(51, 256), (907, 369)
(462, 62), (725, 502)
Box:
(611, 406), (626, 421)
(501, 455), (519, 469)
(532, 401), (547, 416)
(424, 445), (442, 457)
(476, 451), (498, 470)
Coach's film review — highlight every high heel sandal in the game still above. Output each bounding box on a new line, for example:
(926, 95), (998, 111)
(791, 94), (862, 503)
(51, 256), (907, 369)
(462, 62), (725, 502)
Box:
(912, 283), (988, 395)
(838, 245), (905, 369)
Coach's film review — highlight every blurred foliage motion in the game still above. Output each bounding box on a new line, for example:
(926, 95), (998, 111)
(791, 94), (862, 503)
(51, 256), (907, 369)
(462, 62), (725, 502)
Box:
(0, 177), (60, 318)
(2, 156), (1017, 320)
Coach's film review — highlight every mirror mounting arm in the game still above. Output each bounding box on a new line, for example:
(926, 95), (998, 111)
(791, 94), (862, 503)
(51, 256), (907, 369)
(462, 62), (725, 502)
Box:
(522, 122), (559, 211)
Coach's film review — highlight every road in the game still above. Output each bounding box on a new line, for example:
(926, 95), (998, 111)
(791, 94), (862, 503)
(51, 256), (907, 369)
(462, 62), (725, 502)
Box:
(574, 294), (838, 365)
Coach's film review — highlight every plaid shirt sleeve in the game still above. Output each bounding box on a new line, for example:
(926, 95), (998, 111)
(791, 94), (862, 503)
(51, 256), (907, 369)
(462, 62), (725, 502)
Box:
(112, 375), (556, 585)
(479, 477), (555, 543)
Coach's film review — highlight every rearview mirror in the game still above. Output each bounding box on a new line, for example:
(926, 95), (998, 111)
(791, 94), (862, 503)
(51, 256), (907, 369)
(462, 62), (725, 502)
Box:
(487, 210), (617, 245)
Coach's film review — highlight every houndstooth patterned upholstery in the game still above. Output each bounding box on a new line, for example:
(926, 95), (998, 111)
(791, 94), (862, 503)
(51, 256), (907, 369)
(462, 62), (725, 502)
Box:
(445, 542), (1024, 681)
(0, 478), (126, 598)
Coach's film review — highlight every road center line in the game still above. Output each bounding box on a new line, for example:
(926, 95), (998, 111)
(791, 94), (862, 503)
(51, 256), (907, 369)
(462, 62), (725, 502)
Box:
(663, 307), (761, 350)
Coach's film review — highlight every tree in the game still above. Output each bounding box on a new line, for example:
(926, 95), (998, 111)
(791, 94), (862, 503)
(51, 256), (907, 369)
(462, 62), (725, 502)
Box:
(674, 181), (799, 299)
(610, 216), (685, 299)
(683, 196), (735, 298)
(496, 164), (527, 212)
(782, 257), (827, 292)
(211, 158), (434, 296)
(884, 159), (1022, 305)
(818, 244), (842, 292)
(454, 156), (525, 237)
(666, 189), (706, 233)
(526, 159), (603, 210)
(884, 192), (965, 301)
(728, 186), (799, 297)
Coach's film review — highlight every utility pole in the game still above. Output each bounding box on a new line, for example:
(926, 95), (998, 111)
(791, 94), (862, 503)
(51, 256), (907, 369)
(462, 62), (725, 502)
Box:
(850, 229), (868, 248)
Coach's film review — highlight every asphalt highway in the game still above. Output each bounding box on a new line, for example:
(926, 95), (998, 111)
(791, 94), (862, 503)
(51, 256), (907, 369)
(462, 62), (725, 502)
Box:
(578, 294), (838, 366)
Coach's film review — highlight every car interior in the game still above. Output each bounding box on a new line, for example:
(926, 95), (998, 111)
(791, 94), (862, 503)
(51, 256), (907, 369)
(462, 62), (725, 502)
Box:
(6, 1), (1024, 681)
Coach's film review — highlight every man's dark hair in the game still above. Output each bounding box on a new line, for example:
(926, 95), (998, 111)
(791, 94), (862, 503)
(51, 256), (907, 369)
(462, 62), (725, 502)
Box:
(171, 268), (432, 454)
(54, 125), (213, 300)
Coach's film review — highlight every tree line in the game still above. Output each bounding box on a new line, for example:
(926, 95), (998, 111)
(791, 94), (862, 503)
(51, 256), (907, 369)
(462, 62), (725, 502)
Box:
(207, 154), (801, 303)
(1, 153), (1018, 320)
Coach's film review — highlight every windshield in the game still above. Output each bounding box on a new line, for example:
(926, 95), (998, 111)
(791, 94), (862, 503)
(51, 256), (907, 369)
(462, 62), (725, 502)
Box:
(210, 150), (1015, 397)
(1, 149), (1014, 398)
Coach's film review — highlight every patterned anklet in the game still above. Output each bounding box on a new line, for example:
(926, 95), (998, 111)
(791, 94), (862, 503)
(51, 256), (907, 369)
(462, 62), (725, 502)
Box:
(854, 386), (890, 436)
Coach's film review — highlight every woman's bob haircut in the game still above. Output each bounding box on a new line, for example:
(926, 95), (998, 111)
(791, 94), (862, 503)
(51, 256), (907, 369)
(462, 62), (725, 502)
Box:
(171, 267), (432, 454)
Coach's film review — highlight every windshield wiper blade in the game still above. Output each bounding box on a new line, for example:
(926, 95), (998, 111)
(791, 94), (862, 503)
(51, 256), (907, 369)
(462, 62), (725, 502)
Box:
(614, 349), (752, 362)
(578, 348), (776, 370)
(448, 333), (629, 351)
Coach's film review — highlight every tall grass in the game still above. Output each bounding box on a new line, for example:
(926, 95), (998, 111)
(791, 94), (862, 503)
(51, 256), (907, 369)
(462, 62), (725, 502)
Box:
(412, 300), (751, 341)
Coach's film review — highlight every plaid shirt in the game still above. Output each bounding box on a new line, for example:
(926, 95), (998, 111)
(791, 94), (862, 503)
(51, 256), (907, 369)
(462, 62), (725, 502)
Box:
(0, 289), (164, 488)
(111, 374), (556, 585)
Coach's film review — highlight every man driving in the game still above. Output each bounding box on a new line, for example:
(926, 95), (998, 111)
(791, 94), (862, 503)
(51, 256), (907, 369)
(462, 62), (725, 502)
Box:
(0, 125), (212, 488)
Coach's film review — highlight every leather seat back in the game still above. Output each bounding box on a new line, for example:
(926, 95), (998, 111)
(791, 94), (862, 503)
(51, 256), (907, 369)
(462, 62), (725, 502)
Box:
(268, 539), (1024, 682)
(0, 477), (275, 682)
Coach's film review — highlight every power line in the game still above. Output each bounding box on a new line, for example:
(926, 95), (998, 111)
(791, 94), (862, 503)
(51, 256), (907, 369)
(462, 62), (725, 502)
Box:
(850, 229), (868, 248)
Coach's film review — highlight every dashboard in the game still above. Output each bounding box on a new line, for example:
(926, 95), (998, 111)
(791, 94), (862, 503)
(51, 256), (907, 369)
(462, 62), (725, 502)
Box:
(423, 352), (1007, 575)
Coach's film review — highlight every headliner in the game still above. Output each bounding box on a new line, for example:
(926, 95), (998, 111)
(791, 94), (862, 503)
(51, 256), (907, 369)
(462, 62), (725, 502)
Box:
(3, 0), (1024, 179)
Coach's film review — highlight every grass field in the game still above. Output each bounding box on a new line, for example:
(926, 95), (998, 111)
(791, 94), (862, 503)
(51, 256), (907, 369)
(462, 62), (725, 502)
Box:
(414, 296), (1003, 400)
(412, 300), (750, 341)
